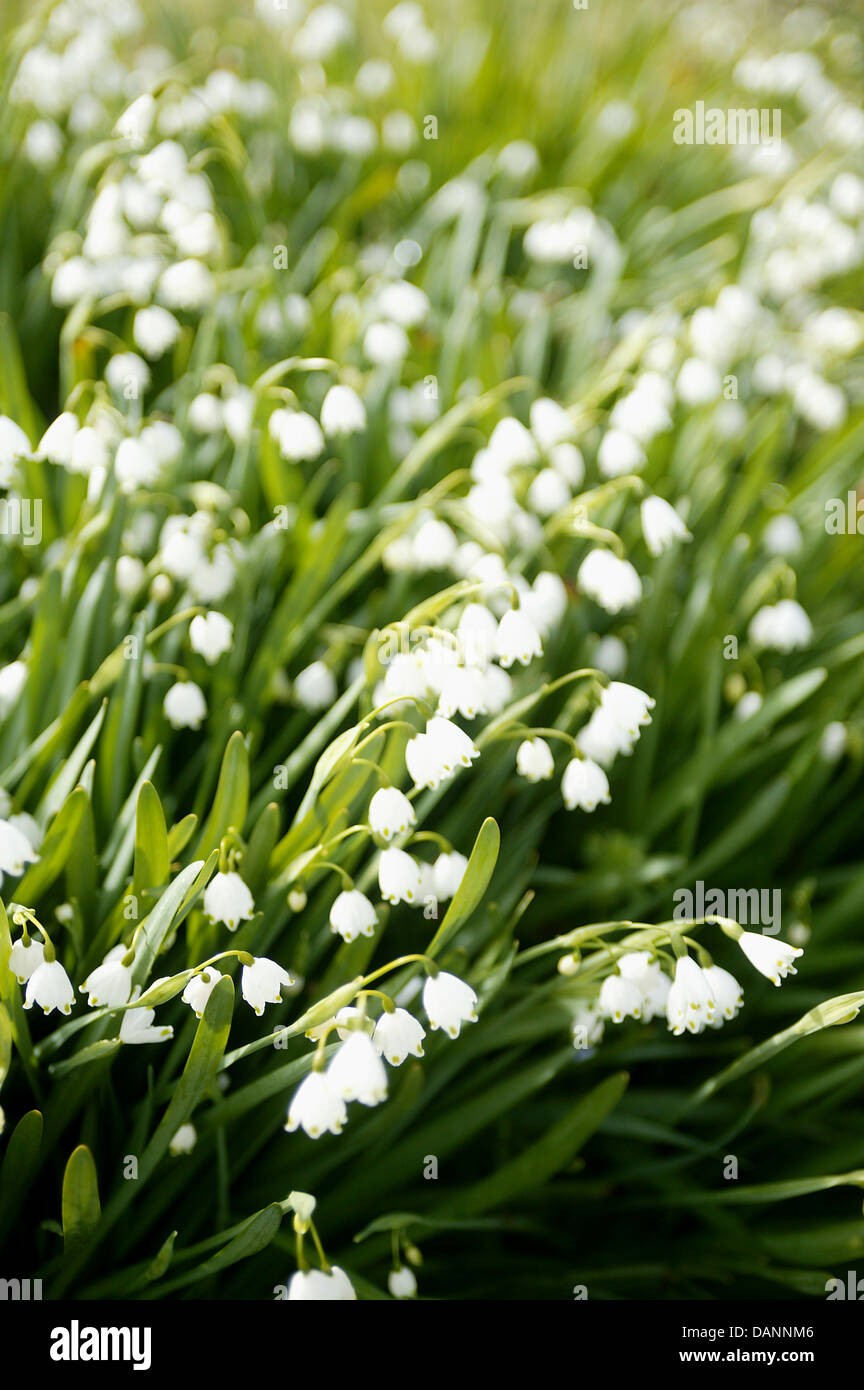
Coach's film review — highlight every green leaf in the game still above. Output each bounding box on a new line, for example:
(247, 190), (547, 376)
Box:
(62, 1144), (101, 1257)
(427, 816), (500, 958)
(195, 730), (249, 856)
(15, 786), (88, 904)
(133, 781), (171, 897)
(0, 1109), (42, 1243)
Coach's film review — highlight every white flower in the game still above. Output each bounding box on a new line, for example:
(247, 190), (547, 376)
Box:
(36, 412), (78, 464)
(601, 681), (655, 736)
(24, 958), (76, 1016)
(271, 409), (325, 461)
(169, 1123), (197, 1155)
(115, 437), (160, 492)
(593, 635), (627, 677)
(641, 496), (691, 556)
(597, 428), (645, 478)
(763, 515), (802, 557)
(364, 321), (410, 365)
(561, 757), (611, 812)
(116, 93), (156, 146)
(599, 974), (643, 1023)
(456, 604), (498, 666)
(116, 556), (146, 598)
(748, 600), (813, 652)
(80, 944), (132, 1008)
(330, 889), (378, 942)
(433, 851), (468, 900)
(530, 397), (576, 450)
(120, 1000), (173, 1044)
(411, 518), (458, 570)
(570, 1000), (605, 1047)
(576, 707), (635, 767)
(378, 847), (423, 905)
(0, 817), (40, 885)
(163, 681), (207, 729)
(577, 550), (642, 613)
(618, 951), (670, 1021)
(287, 1266), (357, 1299)
(388, 1266), (417, 1299)
(373, 1007), (426, 1065)
(737, 931), (803, 986)
(428, 716), (479, 772)
(527, 467), (571, 518)
(0, 415), (31, 484)
(181, 966), (223, 1017)
(294, 661), (336, 710)
(158, 258), (214, 310)
(369, 786), (416, 840)
(0, 661), (28, 718)
(189, 392), (224, 434)
(189, 611), (233, 664)
(241, 957), (295, 1015)
(285, 1069), (347, 1138)
(676, 357), (721, 405)
(9, 936), (44, 983)
(203, 871), (255, 930)
(436, 666), (487, 720)
(703, 965), (743, 1022)
(495, 609), (543, 668)
(422, 970), (478, 1038)
(328, 1031), (388, 1106)
(133, 306), (181, 358)
(224, 387), (256, 443)
(666, 956), (716, 1035)
(488, 416), (538, 468)
(516, 737), (555, 782)
(321, 384), (367, 436)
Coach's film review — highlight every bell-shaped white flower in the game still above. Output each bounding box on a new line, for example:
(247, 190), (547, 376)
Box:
(8, 936), (44, 983)
(81, 944), (133, 1008)
(388, 1265), (417, 1299)
(456, 603), (498, 666)
(373, 1007), (426, 1065)
(0, 661), (28, 717)
(368, 786), (416, 841)
(436, 666), (488, 720)
(327, 1031), (388, 1106)
(433, 851), (468, 901)
(288, 1266), (357, 1299)
(737, 931), (803, 986)
(241, 957), (295, 1016)
(321, 384), (367, 436)
(422, 970), (478, 1039)
(561, 757), (611, 812)
(120, 996), (173, 1044)
(748, 600), (813, 653)
(294, 660), (337, 710)
(599, 973), (643, 1023)
(169, 1123), (197, 1155)
(641, 496), (691, 557)
(378, 847), (423, 905)
(329, 889), (377, 942)
(203, 871), (255, 930)
(285, 1069), (347, 1138)
(530, 396), (576, 450)
(618, 951), (670, 1021)
(181, 966), (223, 1018)
(516, 737), (554, 782)
(703, 964), (743, 1022)
(163, 681), (207, 730)
(576, 707), (637, 767)
(488, 416), (538, 468)
(570, 1000), (605, 1047)
(577, 549), (642, 614)
(601, 681), (655, 736)
(0, 817), (40, 886)
(24, 957), (76, 1016)
(666, 956), (716, 1035)
(405, 717), (480, 791)
(495, 609), (543, 668)
(270, 408), (324, 461)
(189, 611), (233, 664)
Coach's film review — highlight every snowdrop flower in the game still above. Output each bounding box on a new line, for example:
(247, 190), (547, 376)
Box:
(593, 635), (627, 677)
(379, 847), (423, 904)
(597, 428), (645, 478)
(516, 737), (555, 782)
(641, 496), (691, 556)
(436, 665), (487, 719)
(527, 467), (571, 517)
(158, 258), (214, 310)
(549, 441), (585, 486)
(601, 681), (655, 736)
(433, 851), (468, 900)
(204, 871), (254, 930)
(241, 957), (295, 1015)
(734, 690), (763, 721)
(24, 957), (76, 1016)
(181, 967), (223, 1018)
(599, 973), (643, 1023)
(328, 1031), (388, 1106)
(411, 518), (458, 570)
(223, 387), (255, 444)
(373, 1007), (426, 1064)
(285, 1070), (347, 1139)
(116, 556), (146, 598)
(819, 722), (847, 763)
(389, 1266), (417, 1299)
(495, 609), (543, 667)
(133, 305), (181, 358)
(116, 92), (156, 146)
(456, 603), (498, 666)
(577, 550), (642, 613)
(406, 717), (479, 789)
(0, 415), (31, 482)
(364, 320), (410, 365)
(271, 409), (325, 461)
(488, 416), (538, 468)
(68, 427), (108, 476)
(189, 611), (233, 664)
(36, 412), (78, 464)
(0, 817), (39, 884)
(480, 664), (513, 714)
(115, 437), (161, 492)
(288, 1266), (357, 1299)
(748, 600), (813, 652)
(9, 936), (44, 983)
(189, 392), (224, 434)
(294, 661), (336, 709)
(523, 574), (567, 635)
(763, 515), (802, 557)
(576, 707), (636, 767)
(618, 952), (670, 1021)
(561, 757), (611, 812)
(320, 384), (366, 436)
(703, 965), (743, 1022)
(369, 787), (416, 841)
(0, 661), (27, 717)
(163, 681), (207, 729)
(737, 931), (803, 985)
(666, 956), (716, 1035)
(330, 889), (378, 942)
(676, 357), (721, 405)
(169, 1124), (197, 1156)
(530, 397), (576, 450)
(80, 944), (132, 1008)
(570, 1000), (605, 1047)
(119, 992), (173, 1044)
(422, 970), (478, 1038)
